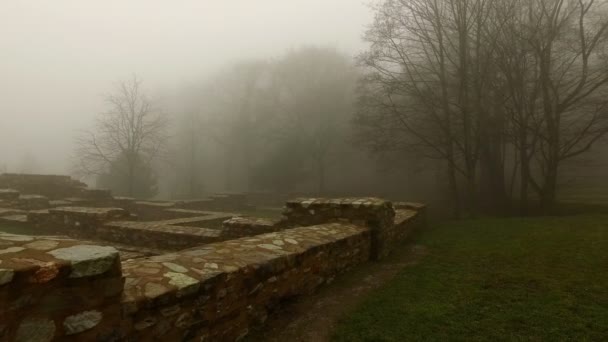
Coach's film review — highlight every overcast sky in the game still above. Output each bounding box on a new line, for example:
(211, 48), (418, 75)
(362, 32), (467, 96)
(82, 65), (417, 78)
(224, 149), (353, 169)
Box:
(0, 0), (373, 174)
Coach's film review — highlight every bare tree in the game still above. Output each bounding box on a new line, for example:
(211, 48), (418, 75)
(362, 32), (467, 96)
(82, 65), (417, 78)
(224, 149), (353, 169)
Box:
(75, 75), (168, 197)
(357, 0), (608, 215)
(357, 0), (507, 216)
(522, 0), (608, 209)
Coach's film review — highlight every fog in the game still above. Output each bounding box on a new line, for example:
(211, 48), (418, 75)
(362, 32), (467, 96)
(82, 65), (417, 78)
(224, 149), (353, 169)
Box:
(0, 0), (372, 173)
(3, 0), (608, 217)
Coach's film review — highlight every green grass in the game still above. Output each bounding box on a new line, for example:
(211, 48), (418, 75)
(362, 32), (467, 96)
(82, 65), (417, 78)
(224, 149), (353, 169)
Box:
(333, 216), (608, 341)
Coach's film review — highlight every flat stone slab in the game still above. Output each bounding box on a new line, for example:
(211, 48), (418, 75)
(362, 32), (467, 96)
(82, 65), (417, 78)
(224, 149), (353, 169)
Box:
(49, 245), (119, 278)
(0, 232), (121, 287)
(49, 207), (129, 220)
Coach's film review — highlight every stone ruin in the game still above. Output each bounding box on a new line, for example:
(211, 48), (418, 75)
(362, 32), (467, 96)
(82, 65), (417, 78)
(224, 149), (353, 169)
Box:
(0, 173), (427, 341)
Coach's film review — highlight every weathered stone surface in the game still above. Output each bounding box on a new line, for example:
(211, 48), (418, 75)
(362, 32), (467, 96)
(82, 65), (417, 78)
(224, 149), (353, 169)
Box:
(145, 282), (169, 298)
(1, 234), (124, 341)
(63, 310), (103, 335)
(49, 245), (119, 278)
(0, 268), (14, 285)
(24, 240), (60, 251)
(0, 246), (26, 254)
(101, 220), (222, 250)
(119, 221), (373, 340)
(162, 262), (188, 273)
(0, 234), (33, 242)
(222, 216), (283, 239)
(164, 272), (199, 289)
(0, 194), (426, 342)
(15, 318), (56, 342)
(284, 198), (399, 259)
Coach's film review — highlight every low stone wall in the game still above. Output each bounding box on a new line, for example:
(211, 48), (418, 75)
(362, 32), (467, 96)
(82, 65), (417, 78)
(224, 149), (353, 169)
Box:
(28, 207), (132, 238)
(394, 202), (427, 226)
(25, 207), (238, 251)
(222, 216), (283, 239)
(0, 174), (87, 200)
(0, 197), (427, 341)
(100, 221), (222, 250)
(0, 233), (123, 341)
(120, 222), (371, 341)
(283, 198), (398, 259)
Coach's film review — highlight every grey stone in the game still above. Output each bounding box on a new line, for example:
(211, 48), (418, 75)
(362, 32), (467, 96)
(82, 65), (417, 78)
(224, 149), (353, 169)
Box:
(0, 246), (25, 254)
(63, 310), (103, 335)
(24, 240), (59, 251)
(0, 234), (33, 242)
(259, 244), (282, 251)
(164, 272), (200, 297)
(162, 262), (188, 273)
(144, 282), (168, 298)
(0, 269), (14, 285)
(49, 245), (119, 278)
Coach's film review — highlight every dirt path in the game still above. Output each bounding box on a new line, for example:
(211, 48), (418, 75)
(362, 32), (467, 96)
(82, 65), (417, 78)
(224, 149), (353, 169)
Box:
(246, 244), (428, 342)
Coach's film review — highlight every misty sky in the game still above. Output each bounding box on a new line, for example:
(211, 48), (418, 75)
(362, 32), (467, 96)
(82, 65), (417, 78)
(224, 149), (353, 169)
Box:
(0, 0), (373, 174)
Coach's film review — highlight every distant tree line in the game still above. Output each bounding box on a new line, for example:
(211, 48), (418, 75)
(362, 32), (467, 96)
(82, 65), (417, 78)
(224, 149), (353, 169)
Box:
(168, 47), (358, 198)
(73, 1), (608, 217)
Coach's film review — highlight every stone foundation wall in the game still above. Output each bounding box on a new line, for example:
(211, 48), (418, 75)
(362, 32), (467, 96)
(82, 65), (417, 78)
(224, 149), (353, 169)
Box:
(0, 233), (123, 341)
(0, 197), (427, 341)
(100, 221), (222, 250)
(119, 222), (371, 341)
(0, 174), (86, 200)
(283, 198), (399, 259)
(28, 207), (132, 238)
(221, 216), (283, 239)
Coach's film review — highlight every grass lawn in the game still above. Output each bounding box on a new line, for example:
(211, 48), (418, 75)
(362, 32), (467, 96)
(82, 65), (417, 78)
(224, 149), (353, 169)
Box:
(333, 215), (608, 341)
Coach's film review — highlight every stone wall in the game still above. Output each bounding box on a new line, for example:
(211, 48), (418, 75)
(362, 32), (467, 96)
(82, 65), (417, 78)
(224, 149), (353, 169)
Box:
(0, 174), (86, 200)
(221, 216), (283, 239)
(28, 207), (132, 238)
(0, 233), (123, 341)
(0, 197), (427, 341)
(26, 207), (236, 251)
(119, 222), (371, 341)
(283, 198), (398, 259)
(100, 221), (222, 250)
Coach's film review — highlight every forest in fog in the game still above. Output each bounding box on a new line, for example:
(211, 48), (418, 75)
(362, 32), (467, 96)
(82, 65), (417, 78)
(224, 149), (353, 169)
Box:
(3, 0), (608, 217)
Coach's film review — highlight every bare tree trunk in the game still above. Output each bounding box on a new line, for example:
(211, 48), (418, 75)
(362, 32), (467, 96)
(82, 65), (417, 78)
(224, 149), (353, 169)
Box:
(447, 153), (461, 218)
(519, 131), (530, 215)
(540, 160), (559, 211)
